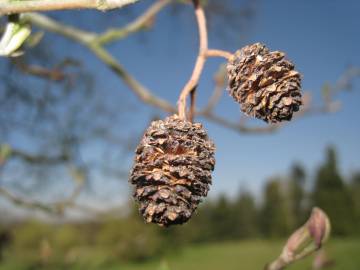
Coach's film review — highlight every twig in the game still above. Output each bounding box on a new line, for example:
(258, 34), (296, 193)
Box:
(24, 11), (359, 135)
(177, 1), (233, 121)
(0, 0), (139, 15)
(25, 13), (176, 113)
(23, 13), (97, 44)
(177, 0), (208, 120)
(189, 88), (196, 122)
(0, 166), (86, 215)
(96, 0), (171, 45)
(88, 44), (176, 113)
(12, 59), (67, 81)
(206, 49), (233, 60)
(0, 187), (55, 212)
(199, 111), (280, 134)
(201, 64), (227, 114)
(11, 148), (69, 164)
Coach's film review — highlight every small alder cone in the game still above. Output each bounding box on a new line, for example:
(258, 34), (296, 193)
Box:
(129, 115), (215, 226)
(227, 43), (302, 123)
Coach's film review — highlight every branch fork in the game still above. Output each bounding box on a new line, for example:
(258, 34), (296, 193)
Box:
(177, 0), (232, 122)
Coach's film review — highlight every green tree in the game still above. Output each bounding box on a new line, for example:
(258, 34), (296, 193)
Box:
(260, 179), (294, 237)
(208, 195), (235, 241)
(288, 163), (307, 226)
(312, 146), (355, 235)
(350, 172), (360, 234)
(232, 191), (258, 238)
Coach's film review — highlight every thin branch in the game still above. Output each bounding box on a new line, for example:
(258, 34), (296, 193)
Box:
(88, 44), (176, 113)
(177, 0), (208, 120)
(0, 187), (54, 212)
(12, 59), (67, 81)
(189, 88), (196, 122)
(206, 49), (233, 60)
(96, 0), (171, 45)
(202, 84), (223, 114)
(25, 13), (176, 113)
(0, 0), (139, 15)
(24, 12), (359, 135)
(199, 111), (280, 134)
(23, 13), (97, 44)
(176, 1), (232, 121)
(11, 148), (69, 165)
(201, 64), (227, 114)
(0, 166), (86, 215)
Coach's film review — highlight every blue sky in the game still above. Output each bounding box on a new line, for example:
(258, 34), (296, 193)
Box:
(2, 0), (360, 203)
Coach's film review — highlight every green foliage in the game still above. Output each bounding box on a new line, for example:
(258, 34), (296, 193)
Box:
(260, 179), (294, 237)
(96, 216), (164, 261)
(12, 220), (52, 250)
(312, 146), (356, 235)
(350, 172), (360, 234)
(232, 192), (258, 238)
(289, 163), (307, 226)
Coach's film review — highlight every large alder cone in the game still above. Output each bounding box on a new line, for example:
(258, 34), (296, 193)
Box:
(129, 115), (215, 227)
(227, 43), (302, 123)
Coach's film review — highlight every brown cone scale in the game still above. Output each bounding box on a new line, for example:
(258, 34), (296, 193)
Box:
(129, 115), (215, 227)
(227, 43), (302, 123)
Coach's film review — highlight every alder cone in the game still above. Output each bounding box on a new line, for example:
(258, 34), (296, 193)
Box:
(129, 115), (215, 226)
(227, 43), (302, 123)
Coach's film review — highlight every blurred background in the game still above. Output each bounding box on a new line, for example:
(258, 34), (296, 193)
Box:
(0, 0), (360, 269)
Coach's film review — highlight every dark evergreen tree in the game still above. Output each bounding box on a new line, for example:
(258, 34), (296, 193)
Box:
(209, 195), (235, 241)
(312, 146), (355, 235)
(289, 163), (307, 226)
(350, 172), (360, 235)
(233, 191), (258, 238)
(260, 179), (294, 237)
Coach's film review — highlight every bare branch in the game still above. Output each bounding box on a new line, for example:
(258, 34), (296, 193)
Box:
(25, 13), (176, 113)
(199, 112), (280, 134)
(12, 59), (67, 81)
(10, 148), (69, 165)
(201, 64), (227, 114)
(0, 166), (86, 215)
(0, 0), (139, 15)
(96, 0), (172, 45)
(0, 187), (54, 212)
(206, 49), (233, 60)
(23, 13), (97, 44)
(88, 44), (176, 113)
(177, 0), (208, 120)
(24, 12), (359, 136)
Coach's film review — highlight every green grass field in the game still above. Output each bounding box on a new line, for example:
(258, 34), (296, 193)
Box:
(119, 239), (360, 270)
(1, 239), (359, 270)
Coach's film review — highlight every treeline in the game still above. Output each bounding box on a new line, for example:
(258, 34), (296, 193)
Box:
(182, 146), (360, 241)
(0, 146), (360, 266)
(187, 147), (360, 241)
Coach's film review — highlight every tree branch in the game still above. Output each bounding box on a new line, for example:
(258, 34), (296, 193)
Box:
(201, 64), (227, 114)
(25, 13), (176, 113)
(10, 148), (69, 165)
(88, 44), (176, 113)
(23, 11), (359, 135)
(0, 0), (139, 15)
(95, 0), (171, 45)
(12, 59), (68, 81)
(0, 187), (54, 212)
(206, 49), (233, 60)
(0, 166), (86, 215)
(177, 0), (208, 120)
(23, 13), (97, 44)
